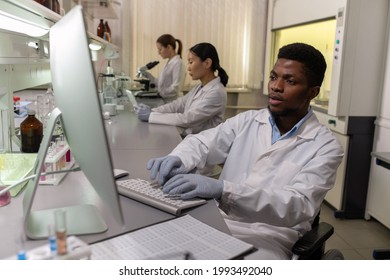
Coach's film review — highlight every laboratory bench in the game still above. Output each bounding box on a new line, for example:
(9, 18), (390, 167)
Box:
(183, 86), (267, 119)
(0, 108), (230, 259)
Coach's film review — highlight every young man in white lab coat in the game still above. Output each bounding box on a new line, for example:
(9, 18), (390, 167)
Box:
(146, 42), (344, 259)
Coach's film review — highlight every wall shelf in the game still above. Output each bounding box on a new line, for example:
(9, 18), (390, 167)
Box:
(1, 0), (60, 37)
(78, 0), (118, 19)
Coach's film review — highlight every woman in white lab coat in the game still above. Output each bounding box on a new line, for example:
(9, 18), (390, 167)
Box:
(137, 42), (229, 138)
(146, 43), (344, 259)
(144, 34), (186, 102)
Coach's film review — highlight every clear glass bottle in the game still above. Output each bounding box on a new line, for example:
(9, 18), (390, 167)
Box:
(20, 110), (43, 153)
(37, 88), (55, 127)
(104, 21), (111, 42)
(104, 21), (111, 36)
(102, 75), (117, 105)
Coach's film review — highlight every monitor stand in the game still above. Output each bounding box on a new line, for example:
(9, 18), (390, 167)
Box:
(23, 108), (108, 240)
(26, 205), (107, 239)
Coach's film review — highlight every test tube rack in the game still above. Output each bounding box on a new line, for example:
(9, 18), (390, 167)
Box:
(39, 144), (74, 185)
(7, 236), (91, 260)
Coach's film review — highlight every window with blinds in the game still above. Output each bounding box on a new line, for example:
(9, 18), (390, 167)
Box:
(123, 0), (268, 90)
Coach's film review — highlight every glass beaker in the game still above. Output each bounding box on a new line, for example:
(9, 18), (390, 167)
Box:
(54, 209), (67, 255)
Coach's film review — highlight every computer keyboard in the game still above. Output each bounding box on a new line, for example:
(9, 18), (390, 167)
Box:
(116, 179), (207, 215)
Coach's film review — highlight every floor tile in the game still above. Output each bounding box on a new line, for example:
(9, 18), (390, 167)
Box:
(355, 248), (375, 260)
(319, 203), (390, 260)
(339, 249), (366, 260)
(336, 228), (390, 249)
(325, 233), (353, 250)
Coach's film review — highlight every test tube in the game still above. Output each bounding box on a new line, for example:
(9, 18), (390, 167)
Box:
(13, 218), (27, 260)
(15, 234), (27, 260)
(48, 224), (57, 257)
(40, 162), (46, 181)
(54, 209), (67, 255)
(60, 135), (65, 148)
(48, 141), (56, 157)
(55, 137), (62, 153)
(44, 162), (53, 181)
(66, 149), (71, 162)
(59, 155), (63, 169)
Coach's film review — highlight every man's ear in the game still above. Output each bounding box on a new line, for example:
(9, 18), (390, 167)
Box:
(309, 86), (321, 100)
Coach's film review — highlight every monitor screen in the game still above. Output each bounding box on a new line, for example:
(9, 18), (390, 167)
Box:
(22, 5), (124, 239)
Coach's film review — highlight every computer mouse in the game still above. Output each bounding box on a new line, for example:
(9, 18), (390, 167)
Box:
(113, 169), (130, 180)
(0, 186), (11, 207)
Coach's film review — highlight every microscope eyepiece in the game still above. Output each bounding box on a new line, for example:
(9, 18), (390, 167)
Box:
(145, 61), (159, 70)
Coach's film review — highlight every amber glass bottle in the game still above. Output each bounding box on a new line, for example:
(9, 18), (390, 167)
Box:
(20, 110), (43, 153)
(104, 21), (111, 36)
(97, 19), (105, 38)
(52, 0), (60, 14)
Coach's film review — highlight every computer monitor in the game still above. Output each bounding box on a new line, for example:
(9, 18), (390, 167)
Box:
(22, 5), (124, 239)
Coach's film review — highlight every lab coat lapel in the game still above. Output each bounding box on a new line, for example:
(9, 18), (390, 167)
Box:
(268, 114), (319, 153)
(247, 113), (321, 183)
(262, 112), (320, 156)
(184, 84), (202, 111)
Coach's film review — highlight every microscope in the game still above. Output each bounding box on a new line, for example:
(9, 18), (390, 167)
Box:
(134, 61), (159, 96)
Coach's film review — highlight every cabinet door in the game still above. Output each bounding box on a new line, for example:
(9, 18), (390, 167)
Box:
(366, 124), (390, 229)
(366, 160), (390, 229)
(379, 34), (390, 121)
(325, 132), (348, 210)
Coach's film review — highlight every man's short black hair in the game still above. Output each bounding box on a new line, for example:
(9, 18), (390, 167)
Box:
(277, 42), (327, 87)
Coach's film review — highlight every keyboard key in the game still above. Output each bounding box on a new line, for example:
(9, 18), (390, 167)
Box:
(116, 179), (207, 215)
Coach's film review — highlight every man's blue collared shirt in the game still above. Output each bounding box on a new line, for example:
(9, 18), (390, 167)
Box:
(269, 108), (313, 144)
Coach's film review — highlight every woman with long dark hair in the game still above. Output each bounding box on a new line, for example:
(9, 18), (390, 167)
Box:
(137, 42), (229, 138)
(143, 34), (186, 102)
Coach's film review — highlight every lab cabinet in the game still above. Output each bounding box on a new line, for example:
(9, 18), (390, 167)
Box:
(0, 0), (122, 143)
(0, 28), (51, 150)
(366, 150), (390, 229)
(0, 1), (53, 152)
(0, 64), (51, 151)
(313, 110), (375, 218)
(323, 129), (348, 211)
(264, 0), (388, 219)
(367, 124), (390, 228)
(365, 11), (390, 229)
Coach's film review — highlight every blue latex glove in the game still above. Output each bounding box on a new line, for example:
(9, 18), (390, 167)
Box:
(163, 174), (223, 200)
(147, 155), (187, 186)
(137, 103), (151, 122)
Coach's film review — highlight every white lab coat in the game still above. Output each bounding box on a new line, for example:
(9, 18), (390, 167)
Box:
(149, 77), (227, 136)
(169, 109), (344, 259)
(149, 55), (185, 101)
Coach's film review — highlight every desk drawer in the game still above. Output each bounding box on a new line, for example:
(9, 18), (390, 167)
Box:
(313, 110), (347, 134)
